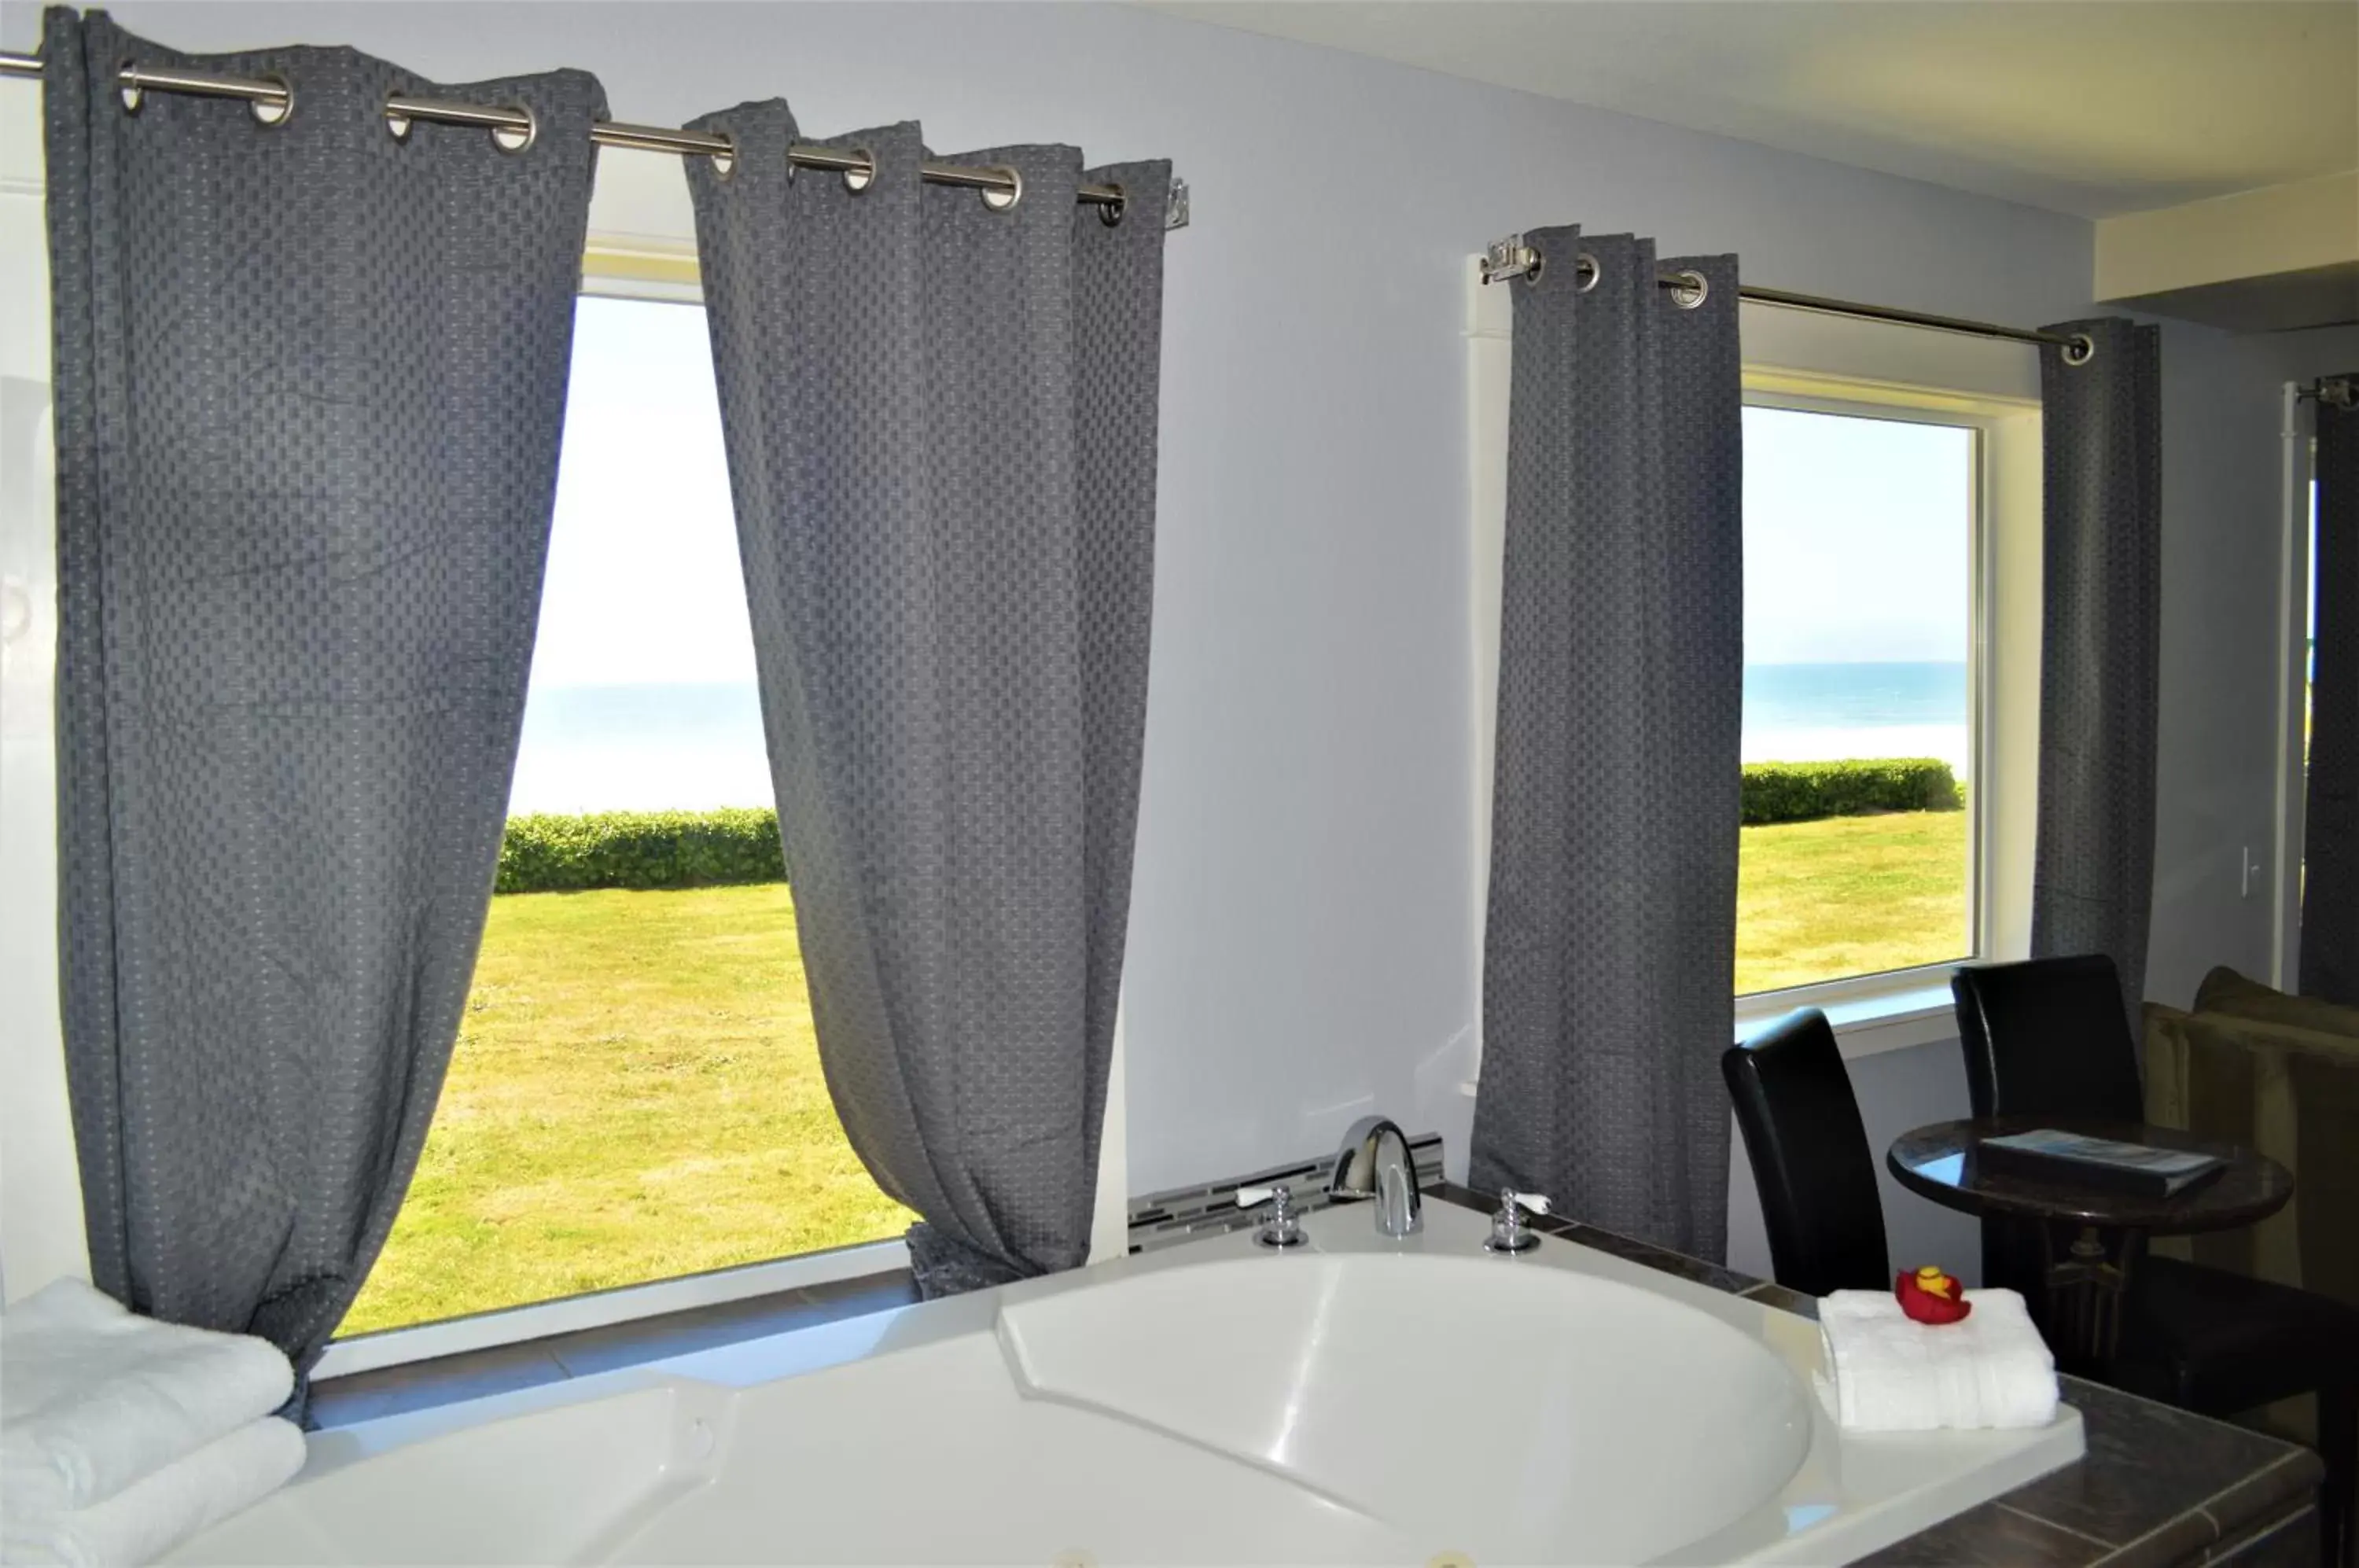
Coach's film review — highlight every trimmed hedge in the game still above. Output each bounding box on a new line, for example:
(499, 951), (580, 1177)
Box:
(496, 808), (785, 894)
(496, 759), (1960, 892)
(1741, 758), (1962, 826)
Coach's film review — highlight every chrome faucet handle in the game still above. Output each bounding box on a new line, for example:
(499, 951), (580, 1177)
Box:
(1483, 1188), (1551, 1254)
(1236, 1183), (1307, 1250)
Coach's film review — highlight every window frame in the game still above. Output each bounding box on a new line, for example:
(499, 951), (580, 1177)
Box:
(325, 242), (1135, 1378)
(6, 220), (1130, 1371)
(2268, 388), (2316, 992)
(1733, 386), (1993, 1008)
(1467, 256), (2044, 1071)
(1728, 366), (2041, 1051)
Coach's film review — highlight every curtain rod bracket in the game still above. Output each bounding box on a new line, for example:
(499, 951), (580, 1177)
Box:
(1481, 235), (1539, 285)
(2305, 377), (2357, 410)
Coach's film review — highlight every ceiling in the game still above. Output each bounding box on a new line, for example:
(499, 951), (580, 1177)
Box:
(1149, 1), (2359, 219)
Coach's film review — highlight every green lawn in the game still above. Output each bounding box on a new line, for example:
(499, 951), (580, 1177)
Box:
(344, 807), (1967, 1335)
(340, 884), (910, 1336)
(1736, 808), (1968, 996)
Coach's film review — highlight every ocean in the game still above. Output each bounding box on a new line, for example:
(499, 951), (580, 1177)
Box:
(1742, 661), (1969, 776)
(505, 661), (1971, 815)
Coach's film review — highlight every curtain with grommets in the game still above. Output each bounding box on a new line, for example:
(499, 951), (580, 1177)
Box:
(1470, 229), (1743, 1260)
(682, 103), (1171, 1297)
(2028, 318), (2162, 1021)
(43, 6), (602, 1383)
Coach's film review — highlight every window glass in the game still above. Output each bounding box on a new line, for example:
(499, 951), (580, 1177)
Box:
(1737, 406), (1976, 996)
(343, 296), (906, 1336)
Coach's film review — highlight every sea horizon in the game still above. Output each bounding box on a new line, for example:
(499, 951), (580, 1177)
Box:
(506, 660), (1972, 815)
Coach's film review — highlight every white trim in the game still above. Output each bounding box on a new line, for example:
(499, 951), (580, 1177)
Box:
(0, 134), (90, 1306)
(314, 1237), (907, 1380)
(2271, 382), (2313, 993)
(1451, 972), (1963, 1095)
(1738, 383), (2002, 976)
(1735, 971), (1962, 1060)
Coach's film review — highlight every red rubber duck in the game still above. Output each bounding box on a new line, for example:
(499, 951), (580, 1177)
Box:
(1896, 1264), (1973, 1324)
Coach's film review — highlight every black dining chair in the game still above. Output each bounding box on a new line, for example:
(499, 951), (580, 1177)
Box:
(1723, 1008), (1892, 1298)
(1952, 955), (2358, 1566)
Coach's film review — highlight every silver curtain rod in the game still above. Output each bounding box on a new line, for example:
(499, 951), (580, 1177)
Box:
(2301, 377), (2356, 410)
(0, 50), (1190, 230)
(1480, 234), (2096, 366)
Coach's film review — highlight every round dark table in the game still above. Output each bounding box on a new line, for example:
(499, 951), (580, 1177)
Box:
(1887, 1116), (2292, 1367)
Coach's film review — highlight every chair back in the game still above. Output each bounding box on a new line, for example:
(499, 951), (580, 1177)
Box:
(1723, 1009), (1890, 1298)
(1951, 955), (2144, 1121)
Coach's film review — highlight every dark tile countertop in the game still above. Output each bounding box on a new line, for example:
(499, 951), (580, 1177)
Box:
(1430, 1181), (2325, 1567)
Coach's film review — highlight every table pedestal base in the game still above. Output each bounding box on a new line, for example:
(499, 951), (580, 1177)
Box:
(2037, 1222), (2144, 1371)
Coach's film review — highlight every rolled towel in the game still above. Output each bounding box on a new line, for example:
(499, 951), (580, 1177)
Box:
(2, 1280), (293, 1517)
(1816, 1287), (2059, 1431)
(1, 1416), (306, 1568)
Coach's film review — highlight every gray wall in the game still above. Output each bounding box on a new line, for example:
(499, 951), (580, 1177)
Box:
(9, 3), (2317, 1268)
(2145, 318), (2359, 1007)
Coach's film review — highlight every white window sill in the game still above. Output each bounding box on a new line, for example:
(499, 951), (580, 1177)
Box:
(313, 1237), (908, 1380)
(1733, 972), (1962, 1061)
(1457, 969), (1964, 1099)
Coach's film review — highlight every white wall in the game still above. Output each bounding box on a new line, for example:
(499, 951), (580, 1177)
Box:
(0, 2), (2330, 1278)
(0, 2), (2104, 1238)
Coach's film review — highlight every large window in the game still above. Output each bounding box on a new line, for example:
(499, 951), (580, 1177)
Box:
(1736, 403), (1979, 997)
(340, 294), (907, 1338)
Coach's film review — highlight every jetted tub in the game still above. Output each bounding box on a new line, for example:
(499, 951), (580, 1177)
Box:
(167, 1199), (2082, 1564)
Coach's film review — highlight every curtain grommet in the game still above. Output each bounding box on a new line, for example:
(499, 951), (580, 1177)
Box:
(491, 102), (537, 155)
(2063, 333), (2097, 367)
(842, 148), (875, 193)
(708, 131), (736, 179)
(248, 72), (293, 127)
(1096, 182), (1126, 227)
(1573, 252), (1599, 293)
(981, 165), (1023, 212)
(384, 86), (412, 142)
(116, 61), (142, 114)
(1668, 269), (1709, 309)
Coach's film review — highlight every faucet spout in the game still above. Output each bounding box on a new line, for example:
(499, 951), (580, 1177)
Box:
(1330, 1116), (1423, 1238)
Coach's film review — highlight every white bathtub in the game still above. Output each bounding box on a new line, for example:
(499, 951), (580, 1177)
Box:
(168, 1200), (2081, 1565)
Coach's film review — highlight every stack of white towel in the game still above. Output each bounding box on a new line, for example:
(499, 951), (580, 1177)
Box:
(1816, 1287), (2060, 1431)
(2, 1281), (307, 1567)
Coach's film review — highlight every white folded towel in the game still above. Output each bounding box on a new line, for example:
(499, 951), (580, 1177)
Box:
(1, 1417), (306, 1568)
(2, 1280), (293, 1518)
(1816, 1287), (2059, 1431)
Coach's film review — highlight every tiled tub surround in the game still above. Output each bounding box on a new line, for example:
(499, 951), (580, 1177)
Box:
(186, 1194), (2088, 1565)
(1426, 1183), (2326, 1568)
(1125, 1129), (1447, 1251)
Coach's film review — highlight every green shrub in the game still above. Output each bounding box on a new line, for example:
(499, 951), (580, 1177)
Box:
(496, 808), (786, 894)
(495, 761), (1958, 892)
(1740, 758), (1963, 826)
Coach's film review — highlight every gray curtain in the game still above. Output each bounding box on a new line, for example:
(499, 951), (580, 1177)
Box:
(1470, 232), (1743, 1260)
(2030, 318), (2162, 1018)
(46, 8), (601, 1372)
(2302, 380), (2359, 1003)
(683, 107), (1169, 1297)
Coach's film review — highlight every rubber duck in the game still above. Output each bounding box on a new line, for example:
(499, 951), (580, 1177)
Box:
(1895, 1264), (1974, 1324)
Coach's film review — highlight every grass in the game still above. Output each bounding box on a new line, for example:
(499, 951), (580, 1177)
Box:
(343, 807), (1967, 1334)
(1736, 808), (1969, 996)
(340, 884), (910, 1336)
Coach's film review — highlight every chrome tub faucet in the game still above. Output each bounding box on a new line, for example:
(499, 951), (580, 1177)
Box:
(1330, 1116), (1422, 1238)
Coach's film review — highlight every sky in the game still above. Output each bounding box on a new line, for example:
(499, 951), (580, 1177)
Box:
(530, 296), (756, 690)
(1741, 405), (1972, 667)
(528, 303), (1976, 698)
